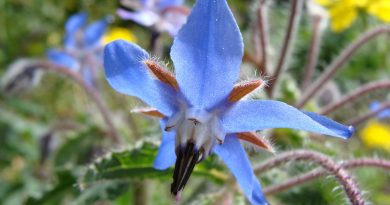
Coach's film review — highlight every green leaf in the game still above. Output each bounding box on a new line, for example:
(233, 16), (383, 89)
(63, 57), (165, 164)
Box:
(74, 180), (130, 205)
(26, 170), (76, 205)
(79, 141), (227, 189)
(54, 126), (104, 168)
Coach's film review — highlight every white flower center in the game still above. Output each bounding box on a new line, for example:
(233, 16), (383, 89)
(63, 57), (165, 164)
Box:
(165, 106), (225, 157)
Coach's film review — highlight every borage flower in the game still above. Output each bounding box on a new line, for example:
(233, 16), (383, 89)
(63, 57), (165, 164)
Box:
(104, 0), (354, 204)
(47, 12), (107, 87)
(117, 0), (189, 36)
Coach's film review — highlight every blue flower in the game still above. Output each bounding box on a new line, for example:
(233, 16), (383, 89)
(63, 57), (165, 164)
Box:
(47, 12), (108, 87)
(370, 101), (390, 119)
(117, 0), (189, 36)
(103, 0), (354, 204)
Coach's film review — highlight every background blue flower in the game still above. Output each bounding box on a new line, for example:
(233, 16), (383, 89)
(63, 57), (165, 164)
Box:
(117, 0), (188, 36)
(47, 12), (108, 87)
(370, 101), (390, 119)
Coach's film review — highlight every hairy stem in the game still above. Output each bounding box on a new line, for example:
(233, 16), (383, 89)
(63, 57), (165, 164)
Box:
(348, 101), (390, 126)
(301, 16), (323, 90)
(264, 158), (390, 195)
(266, 0), (303, 97)
(320, 81), (390, 115)
(36, 61), (122, 144)
(243, 51), (262, 69)
(296, 26), (390, 108)
(254, 150), (365, 205)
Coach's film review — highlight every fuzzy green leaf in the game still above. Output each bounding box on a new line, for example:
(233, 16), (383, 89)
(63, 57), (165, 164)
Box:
(80, 141), (227, 189)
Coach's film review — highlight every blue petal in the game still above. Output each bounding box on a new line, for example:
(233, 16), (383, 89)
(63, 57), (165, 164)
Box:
(84, 18), (108, 47)
(170, 0), (243, 109)
(370, 101), (390, 119)
(153, 119), (176, 170)
(303, 112), (355, 137)
(158, 0), (184, 9)
(214, 135), (268, 205)
(139, 0), (150, 6)
(65, 12), (87, 49)
(104, 40), (178, 116)
(65, 12), (87, 35)
(47, 49), (79, 71)
(117, 9), (159, 26)
(221, 100), (354, 139)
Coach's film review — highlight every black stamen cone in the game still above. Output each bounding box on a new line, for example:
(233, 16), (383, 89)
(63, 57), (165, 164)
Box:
(171, 142), (200, 196)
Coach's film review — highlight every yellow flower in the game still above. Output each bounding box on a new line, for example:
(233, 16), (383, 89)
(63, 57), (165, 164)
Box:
(360, 120), (390, 152)
(328, 2), (358, 32)
(315, 0), (389, 32)
(368, 0), (390, 22)
(102, 27), (137, 45)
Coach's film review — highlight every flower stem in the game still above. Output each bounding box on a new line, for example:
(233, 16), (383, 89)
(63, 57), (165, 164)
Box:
(264, 158), (390, 195)
(134, 181), (148, 205)
(296, 26), (390, 108)
(300, 16), (323, 91)
(266, 0), (303, 97)
(256, 0), (269, 75)
(348, 101), (390, 126)
(254, 150), (365, 205)
(320, 81), (390, 115)
(35, 61), (122, 144)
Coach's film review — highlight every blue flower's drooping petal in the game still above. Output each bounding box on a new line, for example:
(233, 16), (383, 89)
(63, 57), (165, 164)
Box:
(214, 135), (268, 205)
(221, 100), (354, 139)
(117, 9), (159, 26)
(65, 12), (87, 35)
(64, 12), (87, 49)
(158, 0), (183, 9)
(81, 66), (96, 87)
(370, 101), (390, 119)
(47, 49), (80, 71)
(154, 119), (176, 170)
(171, 0), (243, 109)
(84, 18), (108, 47)
(104, 40), (178, 116)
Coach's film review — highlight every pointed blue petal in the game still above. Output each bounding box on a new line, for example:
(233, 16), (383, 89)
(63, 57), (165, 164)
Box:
(104, 40), (178, 116)
(85, 18), (108, 47)
(154, 120), (176, 170)
(303, 112), (355, 137)
(65, 12), (87, 34)
(214, 135), (268, 205)
(171, 0), (243, 109)
(47, 49), (79, 71)
(221, 100), (354, 139)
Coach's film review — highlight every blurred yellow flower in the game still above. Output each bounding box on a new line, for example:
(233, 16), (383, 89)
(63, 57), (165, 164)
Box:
(368, 0), (390, 22)
(360, 120), (390, 151)
(103, 27), (137, 45)
(316, 0), (390, 32)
